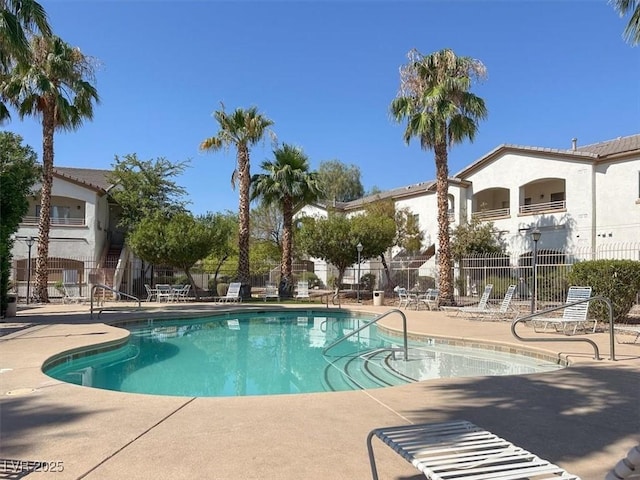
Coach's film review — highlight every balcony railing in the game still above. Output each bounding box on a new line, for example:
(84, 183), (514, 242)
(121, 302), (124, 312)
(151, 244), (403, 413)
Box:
(519, 200), (566, 215)
(20, 216), (86, 226)
(471, 207), (510, 221)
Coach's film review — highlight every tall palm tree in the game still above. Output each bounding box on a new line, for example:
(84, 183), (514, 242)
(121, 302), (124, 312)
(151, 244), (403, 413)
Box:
(390, 48), (487, 306)
(251, 143), (322, 295)
(0, 0), (52, 122)
(610, 0), (640, 44)
(3, 35), (99, 302)
(200, 105), (274, 289)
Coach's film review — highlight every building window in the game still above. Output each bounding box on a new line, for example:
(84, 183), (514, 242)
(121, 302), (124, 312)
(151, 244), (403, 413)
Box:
(550, 192), (565, 202)
(36, 205), (71, 223)
(524, 197), (532, 205)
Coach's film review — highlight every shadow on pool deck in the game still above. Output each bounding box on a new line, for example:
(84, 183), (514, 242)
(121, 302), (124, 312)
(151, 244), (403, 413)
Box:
(0, 301), (639, 480)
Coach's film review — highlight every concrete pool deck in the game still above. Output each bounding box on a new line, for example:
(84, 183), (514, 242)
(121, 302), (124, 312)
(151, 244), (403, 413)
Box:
(1, 301), (638, 480)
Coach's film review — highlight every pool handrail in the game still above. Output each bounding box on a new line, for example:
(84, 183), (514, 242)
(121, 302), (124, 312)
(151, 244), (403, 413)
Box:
(511, 294), (615, 361)
(90, 284), (141, 319)
(322, 309), (409, 360)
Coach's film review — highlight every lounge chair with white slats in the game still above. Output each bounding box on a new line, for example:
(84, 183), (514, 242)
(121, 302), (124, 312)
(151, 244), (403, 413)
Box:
(215, 282), (242, 303)
(367, 420), (580, 480)
(442, 284), (493, 317)
(531, 286), (594, 335)
(469, 284), (518, 321)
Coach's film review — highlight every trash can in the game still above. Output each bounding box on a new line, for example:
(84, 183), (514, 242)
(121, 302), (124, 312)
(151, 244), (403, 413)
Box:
(5, 293), (17, 317)
(373, 290), (384, 306)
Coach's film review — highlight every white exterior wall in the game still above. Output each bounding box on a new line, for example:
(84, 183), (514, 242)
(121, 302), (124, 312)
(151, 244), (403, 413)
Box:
(594, 156), (640, 245)
(460, 152), (595, 256)
(12, 177), (105, 261)
(395, 194), (437, 251)
(48, 179), (99, 259)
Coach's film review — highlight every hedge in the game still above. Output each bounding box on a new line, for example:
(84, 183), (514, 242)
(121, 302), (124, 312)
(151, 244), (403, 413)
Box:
(567, 260), (640, 322)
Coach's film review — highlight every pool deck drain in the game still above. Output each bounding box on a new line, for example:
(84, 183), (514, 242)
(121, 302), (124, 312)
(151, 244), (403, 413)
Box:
(1, 301), (639, 480)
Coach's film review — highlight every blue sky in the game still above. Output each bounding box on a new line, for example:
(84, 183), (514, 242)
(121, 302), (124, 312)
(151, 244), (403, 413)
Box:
(5, 1), (639, 215)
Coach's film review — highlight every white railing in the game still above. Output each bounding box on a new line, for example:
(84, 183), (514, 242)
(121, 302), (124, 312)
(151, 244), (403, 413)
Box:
(519, 200), (566, 215)
(20, 216), (85, 226)
(471, 207), (510, 220)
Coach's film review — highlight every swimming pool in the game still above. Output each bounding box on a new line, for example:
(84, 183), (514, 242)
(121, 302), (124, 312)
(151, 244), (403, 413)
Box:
(44, 310), (562, 397)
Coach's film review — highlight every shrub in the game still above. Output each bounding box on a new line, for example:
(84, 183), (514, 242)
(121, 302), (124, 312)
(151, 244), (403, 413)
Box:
(294, 273), (323, 289)
(568, 260), (640, 322)
(485, 275), (513, 300)
(216, 282), (229, 297)
(537, 270), (569, 302)
(359, 273), (376, 291)
(416, 276), (436, 291)
(172, 275), (189, 286)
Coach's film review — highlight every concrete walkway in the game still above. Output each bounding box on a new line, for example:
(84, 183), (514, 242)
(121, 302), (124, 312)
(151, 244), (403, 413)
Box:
(1, 301), (638, 480)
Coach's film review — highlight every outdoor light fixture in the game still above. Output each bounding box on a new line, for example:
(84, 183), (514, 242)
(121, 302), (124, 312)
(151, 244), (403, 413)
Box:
(356, 242), (363, 303)
(530, 228), (541, 313)
(25, 237), (36, 305)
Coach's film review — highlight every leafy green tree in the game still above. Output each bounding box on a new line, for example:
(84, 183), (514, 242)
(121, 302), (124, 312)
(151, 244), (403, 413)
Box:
(3, 35), (99, 302)
(107, 154), (189, 231)
(201, 211), (238, 288)
(450, 217), (504, 261)
(317, 159), (364, 203)
(200, 105), (274, 290)
(391, 48), (487, 306)
(0, 0), (52, 122)
(364, 199), (423, 289)
(0, 131), (39, 314)
(251, 201), (283, 251)
(251, 143), (322, 294)
(611, 0), (640, 44)
(297, 211), (395, 298)
(127, 212), (221, 300)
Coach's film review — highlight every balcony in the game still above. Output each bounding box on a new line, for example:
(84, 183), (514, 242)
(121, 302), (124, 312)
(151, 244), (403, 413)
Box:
(519, 200), (566, 215)
(471, 207), (511, 221)
(21, 216), (86, 226)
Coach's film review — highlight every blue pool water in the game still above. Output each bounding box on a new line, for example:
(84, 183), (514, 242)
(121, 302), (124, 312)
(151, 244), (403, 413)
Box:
(44, 310), (562, 397)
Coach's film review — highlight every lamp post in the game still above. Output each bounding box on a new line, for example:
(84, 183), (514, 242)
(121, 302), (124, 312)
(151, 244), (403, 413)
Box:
(530, 228), (541, 313)
(356, 242), (363, 303)
(25, 236), (36, 305)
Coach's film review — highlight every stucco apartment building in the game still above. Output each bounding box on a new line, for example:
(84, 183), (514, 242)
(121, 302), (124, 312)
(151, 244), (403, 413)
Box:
(10, 133), (640, 297)
(11, 167), (123, 299)
(300, 134), (640, 286)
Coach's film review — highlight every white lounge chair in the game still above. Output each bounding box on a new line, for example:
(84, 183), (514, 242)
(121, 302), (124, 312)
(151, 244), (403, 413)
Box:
(531, 286), (594, 335)
(62, 283), (88, 304)
(367, 420), (580, 480)
(613, 323), (640, 344)
(296, 281), (310, 301)
(216, 282), (242, 303)
(469, 284), (518, 321)
(442, 284), (493, 317)
(263, 282), (279, 301)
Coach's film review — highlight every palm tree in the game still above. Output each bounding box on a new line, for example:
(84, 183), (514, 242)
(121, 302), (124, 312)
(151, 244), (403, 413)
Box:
(390, 48), (487, 306)
(251, 143), (322, 296)
(610, 0), (640, 44)
(0, 0), (52, 122)
(3, 35), (100, 302)
(200, 105), (274, 290)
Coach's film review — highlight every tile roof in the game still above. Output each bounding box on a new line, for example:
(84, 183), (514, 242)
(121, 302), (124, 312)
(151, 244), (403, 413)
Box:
(574, 133), (640, 157)
(53, 167), (115, 192)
